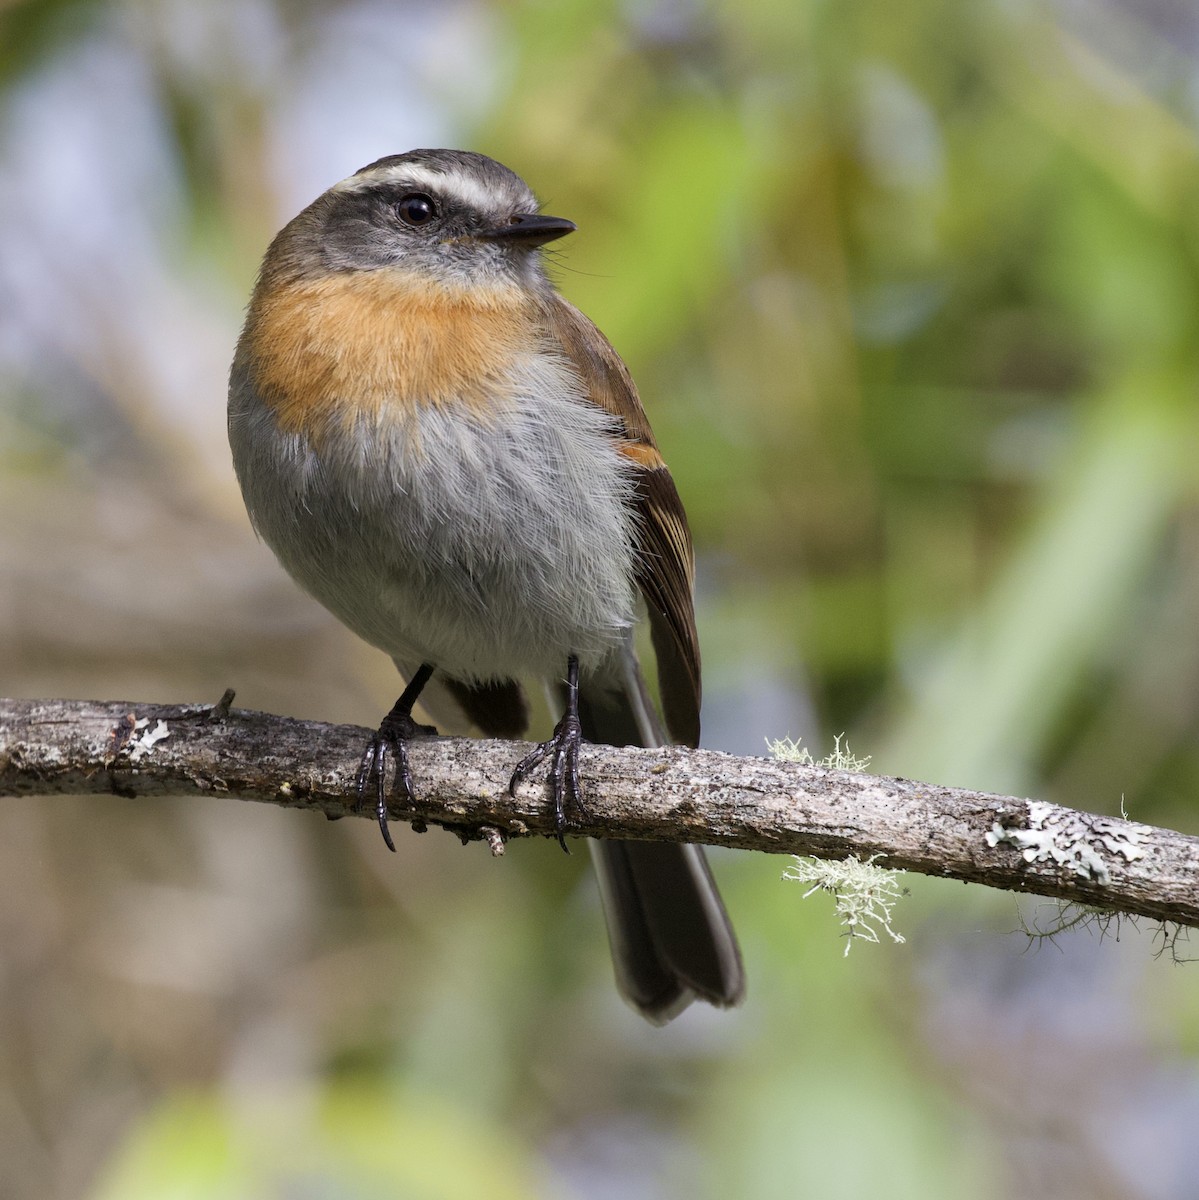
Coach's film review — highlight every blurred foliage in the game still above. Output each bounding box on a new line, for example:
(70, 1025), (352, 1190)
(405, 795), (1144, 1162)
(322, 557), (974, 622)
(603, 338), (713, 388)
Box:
(2, 0), (1199, 1197)
(92, 1085), (555, 1200)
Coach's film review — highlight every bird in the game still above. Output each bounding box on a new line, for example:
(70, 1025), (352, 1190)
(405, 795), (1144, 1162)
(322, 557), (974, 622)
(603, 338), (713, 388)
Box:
(228, 148), (744, 1023)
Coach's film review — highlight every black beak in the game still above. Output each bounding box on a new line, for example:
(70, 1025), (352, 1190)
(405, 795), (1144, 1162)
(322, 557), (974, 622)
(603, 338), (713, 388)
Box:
(479, 213), (576, 247)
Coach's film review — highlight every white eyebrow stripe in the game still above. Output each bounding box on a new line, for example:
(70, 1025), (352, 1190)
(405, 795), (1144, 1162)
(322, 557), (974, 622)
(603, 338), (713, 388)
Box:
(334, 163), (506, 213)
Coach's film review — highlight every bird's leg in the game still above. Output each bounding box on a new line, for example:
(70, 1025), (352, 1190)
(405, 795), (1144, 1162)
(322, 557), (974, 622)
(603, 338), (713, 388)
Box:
(508, 654), (588, 853)
(356, 662), (437, 852)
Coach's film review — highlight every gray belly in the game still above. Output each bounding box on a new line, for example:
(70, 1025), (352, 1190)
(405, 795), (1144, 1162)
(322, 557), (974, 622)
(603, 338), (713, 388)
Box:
(228, 383), (639, 682)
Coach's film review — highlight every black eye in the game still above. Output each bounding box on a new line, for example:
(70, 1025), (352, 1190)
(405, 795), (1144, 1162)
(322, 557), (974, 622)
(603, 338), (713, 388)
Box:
(395, 193), (437, 226)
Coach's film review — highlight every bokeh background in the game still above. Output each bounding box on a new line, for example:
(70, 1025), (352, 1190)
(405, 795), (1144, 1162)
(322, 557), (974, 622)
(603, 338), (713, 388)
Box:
(3, 0), (1199, 1196)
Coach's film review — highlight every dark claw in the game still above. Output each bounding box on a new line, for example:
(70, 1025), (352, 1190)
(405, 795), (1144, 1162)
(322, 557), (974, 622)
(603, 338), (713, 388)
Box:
(356, 729), (399, 852)
(509, 709), (588, 854)
(508, 655), (587, 853)
(355, 662), (438, 852)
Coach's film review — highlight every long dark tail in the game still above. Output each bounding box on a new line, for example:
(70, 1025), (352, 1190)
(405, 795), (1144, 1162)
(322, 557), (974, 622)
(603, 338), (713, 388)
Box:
(579, 657), (744, 1024)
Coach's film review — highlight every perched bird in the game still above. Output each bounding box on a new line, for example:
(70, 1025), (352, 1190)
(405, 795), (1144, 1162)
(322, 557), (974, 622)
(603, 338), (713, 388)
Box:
(228, 149), (744, 1022)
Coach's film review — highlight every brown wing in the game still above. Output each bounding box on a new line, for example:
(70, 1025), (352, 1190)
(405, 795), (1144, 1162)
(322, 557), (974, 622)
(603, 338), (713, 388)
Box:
(542, 294), (702, 747)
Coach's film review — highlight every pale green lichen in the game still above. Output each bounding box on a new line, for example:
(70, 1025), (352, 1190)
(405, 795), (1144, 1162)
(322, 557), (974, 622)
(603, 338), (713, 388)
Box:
(766, 732), (871, 773)
(128, 717), (170, 760)
(783, 854), (908, 955)
(768, 736), (905, 953)
(985, 801), (1147, 885)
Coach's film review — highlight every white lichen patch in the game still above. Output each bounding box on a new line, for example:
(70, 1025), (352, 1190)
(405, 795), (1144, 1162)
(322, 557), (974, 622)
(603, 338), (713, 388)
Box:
(768, 733), (871, 773)
(784, 854), (907, 955)
(985, 800), (1148, 885)
(128, 718), (170, 760)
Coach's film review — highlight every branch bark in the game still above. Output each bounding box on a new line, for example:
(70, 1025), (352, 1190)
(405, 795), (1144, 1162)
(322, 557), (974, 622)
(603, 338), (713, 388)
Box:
(2, 696), (1197, 928)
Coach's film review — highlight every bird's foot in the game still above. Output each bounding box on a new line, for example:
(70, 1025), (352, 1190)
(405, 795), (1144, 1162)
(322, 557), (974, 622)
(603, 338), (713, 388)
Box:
(356, 707), (437, 852)
(508, 708), (590, 854)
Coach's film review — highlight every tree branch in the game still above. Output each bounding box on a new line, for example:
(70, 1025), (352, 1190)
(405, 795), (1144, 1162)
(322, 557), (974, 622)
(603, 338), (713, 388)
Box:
(2, 696), (1197, 928)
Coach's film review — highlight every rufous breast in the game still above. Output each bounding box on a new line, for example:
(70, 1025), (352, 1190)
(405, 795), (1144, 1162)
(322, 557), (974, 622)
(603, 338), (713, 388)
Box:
(242, 271), (541, 438)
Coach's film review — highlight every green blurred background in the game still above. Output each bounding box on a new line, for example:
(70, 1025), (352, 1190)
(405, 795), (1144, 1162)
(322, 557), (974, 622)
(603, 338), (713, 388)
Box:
(3, 0), (1199, 1196)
